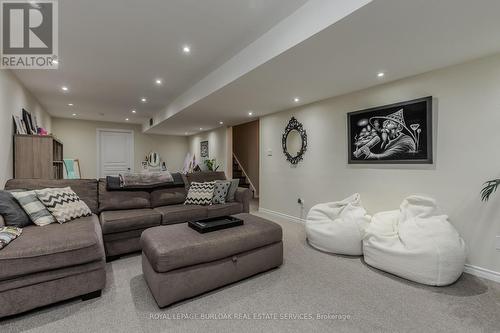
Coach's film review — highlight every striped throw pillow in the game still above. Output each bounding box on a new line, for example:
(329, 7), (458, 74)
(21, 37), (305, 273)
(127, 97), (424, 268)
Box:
(184, 181), (216, 206)
(11, 191), (56, 226)
(0, 227), (23, 250)
(35, 187), (92, 223)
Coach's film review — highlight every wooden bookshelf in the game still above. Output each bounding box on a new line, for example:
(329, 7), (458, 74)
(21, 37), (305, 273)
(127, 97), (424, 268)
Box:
(14, 135), (64, 179)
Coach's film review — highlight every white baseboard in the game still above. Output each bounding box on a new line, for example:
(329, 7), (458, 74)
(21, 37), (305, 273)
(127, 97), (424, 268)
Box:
(464, 264), (500, 283)
(259, 208), (500, 284)
(258, 207), (306, 224)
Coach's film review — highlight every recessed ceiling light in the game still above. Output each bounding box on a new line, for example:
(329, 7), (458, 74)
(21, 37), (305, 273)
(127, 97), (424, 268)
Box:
(67, 103), (73, 106)
(199, 127), (203, 131)
(293, 97), (300, 103)
(219, 121), (224, 125)
(131, 109), (137, 114)
(72, 113), (76, 116)
(140, 97), (147, 103)
(182, 45), (191, 54)
(184, 132), (188, 135)
(377, 72), (385, 78)
(248, 111), (253, 116)
(125, 118), (129, 121)
(155, 78), (163, 85)
(61, 86), (68, 91)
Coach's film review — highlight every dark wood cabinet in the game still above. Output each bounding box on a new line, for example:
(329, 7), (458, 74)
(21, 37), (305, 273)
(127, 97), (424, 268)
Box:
(14, 135), (64, 179)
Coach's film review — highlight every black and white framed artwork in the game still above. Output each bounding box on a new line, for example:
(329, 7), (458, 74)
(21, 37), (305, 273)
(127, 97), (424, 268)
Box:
(200, 140), (209, 158)
(348, 97), (433, 164)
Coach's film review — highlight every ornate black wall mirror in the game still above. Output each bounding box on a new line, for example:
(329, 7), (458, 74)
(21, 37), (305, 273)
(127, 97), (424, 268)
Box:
(282, 117), (307, 165)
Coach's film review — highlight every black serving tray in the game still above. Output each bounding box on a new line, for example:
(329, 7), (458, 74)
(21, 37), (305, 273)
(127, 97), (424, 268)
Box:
(188, 216), (244, 233)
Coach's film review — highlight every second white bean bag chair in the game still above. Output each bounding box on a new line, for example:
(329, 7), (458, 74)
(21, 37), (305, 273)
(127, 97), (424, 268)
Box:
(305, 193), (370, 255)
(363, 195), (466, 286)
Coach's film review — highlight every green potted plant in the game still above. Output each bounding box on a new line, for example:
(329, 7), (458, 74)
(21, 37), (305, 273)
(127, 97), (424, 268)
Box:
(204, 158), (220, 172)
(481, 179), (500, 201)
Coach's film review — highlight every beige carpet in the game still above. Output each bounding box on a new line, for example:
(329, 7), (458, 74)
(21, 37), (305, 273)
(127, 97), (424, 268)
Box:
(1, 211), (500, 333)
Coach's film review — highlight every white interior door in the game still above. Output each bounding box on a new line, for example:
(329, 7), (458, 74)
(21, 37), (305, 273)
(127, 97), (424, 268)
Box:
(97, 129), (134, 177)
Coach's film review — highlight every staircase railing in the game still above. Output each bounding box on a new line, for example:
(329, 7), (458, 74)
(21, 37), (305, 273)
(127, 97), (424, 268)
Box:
(232, 153), (258, 197)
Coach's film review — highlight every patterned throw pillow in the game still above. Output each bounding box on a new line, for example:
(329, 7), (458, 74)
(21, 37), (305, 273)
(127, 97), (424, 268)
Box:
(11, 191), (56, 226)
(184, 181), (216, 206)
(35, 187), (92, 223)
(212, 180), (231, 204)
(0, 227), (23, 250)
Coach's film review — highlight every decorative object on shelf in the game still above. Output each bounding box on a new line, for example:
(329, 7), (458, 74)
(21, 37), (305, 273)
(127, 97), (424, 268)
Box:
(141, 161), (148, 171)
(161, 161), (167, 172)
(204, 158), (220, 172)
(282, 116), (307, 165)
(147, 152), (160, 167)
(481, 178), (500, 201)
(63, 159), (81, 179)
(348, 96), (433, 164)
(22, 109), (37, 135)
(200, 140), (209, 158)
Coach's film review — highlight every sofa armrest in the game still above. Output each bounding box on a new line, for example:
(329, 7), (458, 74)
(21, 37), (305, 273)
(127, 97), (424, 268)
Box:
(0, 215), (5, 227)
(234, 187), (253, 213)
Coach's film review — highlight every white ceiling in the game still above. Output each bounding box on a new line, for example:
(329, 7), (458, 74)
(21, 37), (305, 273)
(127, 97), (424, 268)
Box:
(12, 0), (309, 123)
(12, 0), (500, 135)
(147, 0), (500, 135)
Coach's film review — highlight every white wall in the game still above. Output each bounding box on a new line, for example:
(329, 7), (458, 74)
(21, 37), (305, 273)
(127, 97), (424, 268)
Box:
(260, 54), (500, 273)
(188, 127), (229, 175)
(0, 70), (52, 187)
(52, 118), (189, 178)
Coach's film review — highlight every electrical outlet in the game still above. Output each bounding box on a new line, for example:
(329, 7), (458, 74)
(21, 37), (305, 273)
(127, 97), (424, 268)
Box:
(267, 149), (273, 156)
(496, 236), (500, 251)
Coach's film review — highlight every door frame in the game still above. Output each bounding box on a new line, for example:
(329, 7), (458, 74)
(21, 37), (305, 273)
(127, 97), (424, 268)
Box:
(96, 128), (134, 178)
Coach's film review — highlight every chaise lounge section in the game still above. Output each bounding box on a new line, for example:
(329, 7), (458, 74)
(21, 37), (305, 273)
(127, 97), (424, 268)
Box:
(0, 179), (106, 318)
(0, 172), (252, 317)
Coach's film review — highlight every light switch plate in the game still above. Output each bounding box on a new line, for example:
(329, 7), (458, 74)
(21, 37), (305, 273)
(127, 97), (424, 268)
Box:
(267, 149), (272, 156)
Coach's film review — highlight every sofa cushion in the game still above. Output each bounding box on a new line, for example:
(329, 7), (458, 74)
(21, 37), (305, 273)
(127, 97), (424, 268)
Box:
(100, 209), (161, 234)
(186, 171), (226, 185)
(99, 179), (150, 211)
(207, 202), (243, 218)
(150, 188), (187, 208)
(0, 214), (104, 281)
(5, 179), (99, 214)
(141, 213), (283, 273)
(154, 204), (207, 225)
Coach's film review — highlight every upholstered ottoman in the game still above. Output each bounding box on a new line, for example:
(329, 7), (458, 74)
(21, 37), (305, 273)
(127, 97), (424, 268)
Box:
(140, 213), (283, 307)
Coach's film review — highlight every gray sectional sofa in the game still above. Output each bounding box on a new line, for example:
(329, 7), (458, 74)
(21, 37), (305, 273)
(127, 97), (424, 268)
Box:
(0, 172), (252, 318)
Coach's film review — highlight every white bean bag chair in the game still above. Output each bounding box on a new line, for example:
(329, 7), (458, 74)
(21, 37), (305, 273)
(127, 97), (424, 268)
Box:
(305, 193), (370, 255)
(363, 195), (466, 286)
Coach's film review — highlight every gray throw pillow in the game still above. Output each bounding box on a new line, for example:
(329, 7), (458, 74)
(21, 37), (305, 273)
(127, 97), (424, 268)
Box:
(11, 190), (56, 226)
(225, 179), (240, 202)
(0, 191), (32, 228)
(212, 180), (231, 204)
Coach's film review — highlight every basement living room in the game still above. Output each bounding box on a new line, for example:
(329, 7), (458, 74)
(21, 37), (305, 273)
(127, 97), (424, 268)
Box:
(1, 0), (500, 332)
